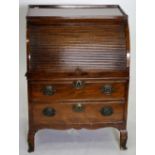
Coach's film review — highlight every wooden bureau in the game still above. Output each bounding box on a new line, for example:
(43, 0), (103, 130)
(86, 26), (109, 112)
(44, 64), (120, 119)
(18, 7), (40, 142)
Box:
(26, 5), (130, 152)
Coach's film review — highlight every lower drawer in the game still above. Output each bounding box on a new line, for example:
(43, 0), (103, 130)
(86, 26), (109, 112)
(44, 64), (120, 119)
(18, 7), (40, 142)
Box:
(32, 101), (124, 125)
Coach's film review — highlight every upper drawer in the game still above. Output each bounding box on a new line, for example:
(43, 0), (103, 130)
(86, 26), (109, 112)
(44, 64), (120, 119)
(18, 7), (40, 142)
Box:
(29, 80), (126, 101)
(27, 23), (127, 72)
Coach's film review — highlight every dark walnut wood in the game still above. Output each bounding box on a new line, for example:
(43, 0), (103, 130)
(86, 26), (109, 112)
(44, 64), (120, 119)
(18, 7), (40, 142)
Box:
(26, 5), (130, 152)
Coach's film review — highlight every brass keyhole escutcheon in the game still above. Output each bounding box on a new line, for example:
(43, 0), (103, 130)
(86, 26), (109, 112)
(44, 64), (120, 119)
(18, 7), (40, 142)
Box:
(73, 80), (85, 89)
(73, 103), (84, 112)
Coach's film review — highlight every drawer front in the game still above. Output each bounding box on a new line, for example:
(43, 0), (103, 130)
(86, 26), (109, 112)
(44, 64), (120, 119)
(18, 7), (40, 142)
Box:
(32, 101), (124, 125)
(29, 80), (126, 101)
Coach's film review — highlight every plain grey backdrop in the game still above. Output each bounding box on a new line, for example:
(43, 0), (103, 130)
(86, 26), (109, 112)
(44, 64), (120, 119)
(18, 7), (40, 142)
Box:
(19, 1), (136, 155)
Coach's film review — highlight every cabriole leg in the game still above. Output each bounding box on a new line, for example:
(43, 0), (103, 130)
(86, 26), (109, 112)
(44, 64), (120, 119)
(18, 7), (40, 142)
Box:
(28, 130), (36, 152)
(120, 130), (128, 150)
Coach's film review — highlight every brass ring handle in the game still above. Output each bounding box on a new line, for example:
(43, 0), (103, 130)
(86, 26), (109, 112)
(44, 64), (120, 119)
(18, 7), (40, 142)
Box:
(72, 103), (84, 112)
(42, 85), (56, 96)
(101, 84), (114, 95)
(100, 107), (113, 116)
(73, 80), (85, 89)
(43, 107), (56, 117)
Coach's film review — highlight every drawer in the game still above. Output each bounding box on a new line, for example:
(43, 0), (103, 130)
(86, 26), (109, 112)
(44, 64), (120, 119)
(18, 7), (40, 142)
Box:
(32, 101), (124, 125)
(29, 80), (126, 101)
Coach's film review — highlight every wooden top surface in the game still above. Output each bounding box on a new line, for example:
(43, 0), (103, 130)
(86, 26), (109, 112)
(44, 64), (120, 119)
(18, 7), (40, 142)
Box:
(27, 5), (127, 19)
